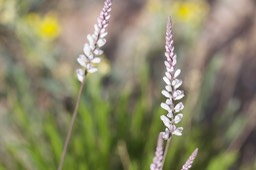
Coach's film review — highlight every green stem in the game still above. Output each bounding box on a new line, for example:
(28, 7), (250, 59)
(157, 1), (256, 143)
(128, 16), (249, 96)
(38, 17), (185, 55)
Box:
(161, 136), (172, 169)
(58, 77), (86, 170)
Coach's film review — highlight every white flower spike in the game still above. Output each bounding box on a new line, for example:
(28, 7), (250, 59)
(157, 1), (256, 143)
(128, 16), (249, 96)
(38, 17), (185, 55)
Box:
(76, 0), (112, 82)
(160, 17), (185, 139)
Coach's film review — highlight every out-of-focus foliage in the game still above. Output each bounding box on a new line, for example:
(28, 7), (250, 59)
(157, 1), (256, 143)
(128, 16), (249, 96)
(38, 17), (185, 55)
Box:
(0, 0), (256, 170)
(206, 151), (238, 170)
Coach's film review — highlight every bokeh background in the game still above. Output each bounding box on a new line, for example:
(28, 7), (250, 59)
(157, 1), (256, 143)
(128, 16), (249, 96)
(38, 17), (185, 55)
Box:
(0, 0), (256, 169)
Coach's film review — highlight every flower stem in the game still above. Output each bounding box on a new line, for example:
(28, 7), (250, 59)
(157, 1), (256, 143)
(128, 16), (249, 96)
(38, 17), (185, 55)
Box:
(161, 136), (172, 169)
(58, 78), (86, 170)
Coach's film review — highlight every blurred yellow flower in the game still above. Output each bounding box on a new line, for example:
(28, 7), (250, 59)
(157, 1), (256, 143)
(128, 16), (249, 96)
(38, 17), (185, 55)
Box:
(146, 0), (208, 26)
(172, 1), (208, 24)
(38, 14), (60, 40)
(25, 12), (60, 41)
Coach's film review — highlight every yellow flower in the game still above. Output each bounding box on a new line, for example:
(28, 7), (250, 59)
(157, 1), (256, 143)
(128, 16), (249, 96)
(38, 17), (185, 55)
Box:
(38, 13), (60, 40)
(172, 1), (208, 23)
(25, 12), (60, 40)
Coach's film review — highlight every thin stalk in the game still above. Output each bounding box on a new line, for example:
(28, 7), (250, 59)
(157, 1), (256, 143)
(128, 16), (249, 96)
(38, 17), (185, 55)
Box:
(58, 77), (86, 170)
(161, 136), (172, 169)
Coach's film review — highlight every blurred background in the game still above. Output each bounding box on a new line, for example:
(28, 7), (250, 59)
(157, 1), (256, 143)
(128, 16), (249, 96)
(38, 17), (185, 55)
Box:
(0, 0), (256, 169)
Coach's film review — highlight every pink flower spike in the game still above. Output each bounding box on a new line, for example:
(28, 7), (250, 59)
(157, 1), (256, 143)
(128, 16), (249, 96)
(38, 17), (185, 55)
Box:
(76, 0), (112, 81)
(181, 148), (198, 170)
(159, 17), (185, 139)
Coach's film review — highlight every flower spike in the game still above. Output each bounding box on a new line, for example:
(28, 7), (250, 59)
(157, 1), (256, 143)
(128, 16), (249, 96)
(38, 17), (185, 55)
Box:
(181, 148), (198, 170)
(76, 0), (112, 82)
(150, 133), (164, 170)
(160, 17), (184, 139)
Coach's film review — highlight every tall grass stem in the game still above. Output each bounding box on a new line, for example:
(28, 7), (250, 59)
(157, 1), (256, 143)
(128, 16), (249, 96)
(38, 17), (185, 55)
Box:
(161, 137), (172, 169)
(58, 78), (86, 170)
